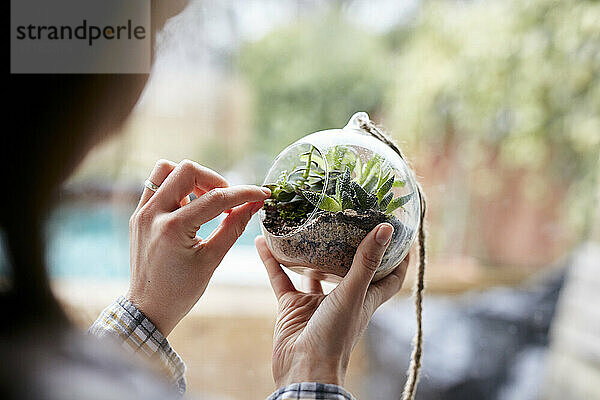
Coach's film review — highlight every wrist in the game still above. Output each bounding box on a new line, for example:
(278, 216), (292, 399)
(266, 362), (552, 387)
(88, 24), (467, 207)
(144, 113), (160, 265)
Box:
(275, 356), (346, 388)
(126, 289), (177, 337)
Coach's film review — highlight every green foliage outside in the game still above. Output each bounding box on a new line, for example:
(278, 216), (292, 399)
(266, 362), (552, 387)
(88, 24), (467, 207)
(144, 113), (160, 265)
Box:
(387, 0), (599, 235)
(239, 0), (600, 241)
(238, 12), (392, 157)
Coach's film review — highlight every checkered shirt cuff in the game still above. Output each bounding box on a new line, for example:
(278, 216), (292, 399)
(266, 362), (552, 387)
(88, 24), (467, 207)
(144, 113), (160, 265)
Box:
(88, 296), (186, 395)
(267, 382), (356, 400)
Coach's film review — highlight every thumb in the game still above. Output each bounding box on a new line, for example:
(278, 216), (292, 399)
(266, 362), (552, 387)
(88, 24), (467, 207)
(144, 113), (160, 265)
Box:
(338, 223), (394, 298)
(198, 201), (263, 265)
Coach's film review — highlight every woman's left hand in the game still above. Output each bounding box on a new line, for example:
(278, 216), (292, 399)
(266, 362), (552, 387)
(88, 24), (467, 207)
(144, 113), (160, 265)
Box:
(256, 223), (409, 388)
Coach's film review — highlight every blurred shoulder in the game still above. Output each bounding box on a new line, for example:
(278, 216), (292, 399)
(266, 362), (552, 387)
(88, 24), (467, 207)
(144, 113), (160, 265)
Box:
(1, 325), (183, 400)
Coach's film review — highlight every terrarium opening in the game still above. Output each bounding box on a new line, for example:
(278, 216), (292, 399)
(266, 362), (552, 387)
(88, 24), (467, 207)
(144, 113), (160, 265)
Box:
(260, 142), (329, 238)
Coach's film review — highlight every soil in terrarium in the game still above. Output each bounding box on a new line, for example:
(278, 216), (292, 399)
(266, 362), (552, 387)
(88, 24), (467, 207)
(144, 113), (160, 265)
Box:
(263, 203), (410, 277)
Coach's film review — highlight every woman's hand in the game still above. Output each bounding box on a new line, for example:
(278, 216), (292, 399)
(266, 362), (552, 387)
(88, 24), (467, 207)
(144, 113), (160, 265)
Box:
(127, 159), (271, 336)
(255, 223), (409, 388)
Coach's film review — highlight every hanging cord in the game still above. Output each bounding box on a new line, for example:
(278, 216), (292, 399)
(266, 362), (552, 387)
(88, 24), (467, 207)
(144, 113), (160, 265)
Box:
(356, 115), (427, 400)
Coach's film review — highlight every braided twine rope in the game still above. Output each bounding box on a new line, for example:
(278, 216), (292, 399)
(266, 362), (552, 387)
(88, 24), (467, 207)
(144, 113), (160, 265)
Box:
(356, 115), (427, 400)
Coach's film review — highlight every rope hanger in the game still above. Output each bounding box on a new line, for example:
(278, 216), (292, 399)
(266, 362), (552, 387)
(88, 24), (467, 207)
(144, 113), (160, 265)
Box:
(355, 113), (427, 400)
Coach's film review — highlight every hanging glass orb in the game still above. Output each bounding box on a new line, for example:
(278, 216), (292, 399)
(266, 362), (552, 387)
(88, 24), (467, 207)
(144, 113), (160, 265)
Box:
(260, 112), (421, 282)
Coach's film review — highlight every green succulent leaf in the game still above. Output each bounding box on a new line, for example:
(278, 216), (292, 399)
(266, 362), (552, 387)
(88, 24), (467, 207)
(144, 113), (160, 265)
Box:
(386, 193), (413, 213)
(341, 165), (351, 181)
(365, 193), (378, 209)
(263, 183), (281, 200)
(341, 190), (354, 210)
(334, 175), (342, 203)
(326, 146), (358, 172)
(303, 147), (315, 179)
(376, 176), (394, 201)
(277, 190), (297, 202)
(379, 191), (393, 211)
(302, 190), (342, 212)
(340, 166), (352, 192)
(325, 146), (342, 169)
(319, 195), (342, 212)
(360, 156), (380, 185)
(351, 181), (368, 208)
(302, 189), (321, 206)
(353, 157), (363, 182)
(328, 170), (342, 179)
(311, 182), (324, 192)
(377, 164), (392, 187)
(265, 143), (411, 218)
(362, 174), (378, 193)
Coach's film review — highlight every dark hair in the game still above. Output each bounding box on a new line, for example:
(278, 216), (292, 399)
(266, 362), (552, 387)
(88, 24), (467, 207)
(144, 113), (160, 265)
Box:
(2, 0), (191, 335)
(1, 74), (148, 333)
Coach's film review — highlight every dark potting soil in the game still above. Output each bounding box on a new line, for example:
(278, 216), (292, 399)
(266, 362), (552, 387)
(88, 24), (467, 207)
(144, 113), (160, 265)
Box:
(263, 203), (394, 236)
(262, 202), (312, 236)
(262, 203), (410, 280)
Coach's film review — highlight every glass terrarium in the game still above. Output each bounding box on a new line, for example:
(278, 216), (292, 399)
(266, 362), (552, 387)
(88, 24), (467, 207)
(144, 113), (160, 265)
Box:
(260, 112), (421, 282)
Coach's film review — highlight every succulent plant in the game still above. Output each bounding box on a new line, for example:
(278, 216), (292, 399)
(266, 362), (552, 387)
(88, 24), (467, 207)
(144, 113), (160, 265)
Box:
(264, 145), (412, 220)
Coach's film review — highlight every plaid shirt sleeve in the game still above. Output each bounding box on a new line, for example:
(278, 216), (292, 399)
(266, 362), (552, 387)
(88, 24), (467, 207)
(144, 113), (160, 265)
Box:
(267, 382), (356, 400)
(88, 296), (187, 395)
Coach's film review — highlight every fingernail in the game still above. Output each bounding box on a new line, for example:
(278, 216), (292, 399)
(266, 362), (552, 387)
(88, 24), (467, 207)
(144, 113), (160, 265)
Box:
(375, 224), (394, 246)
(261, 187), (272, 196)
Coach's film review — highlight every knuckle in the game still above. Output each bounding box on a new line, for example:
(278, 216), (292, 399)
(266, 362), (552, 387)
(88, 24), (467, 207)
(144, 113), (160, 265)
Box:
(363, 294), (377, 315)
(155, 158), (169, 168)
(389, 274), (404, 294)
(155, 159), (172, 172)
(128, 213), (136, 230)
(232, 218), (247, 239)
(226, 212), (250, 239)
(232, 224), (245, 240)
(155, 220), (170, 237)
(207, 187), (228, 204)
(161, 214), (182, 234)
(135, 205), (152, 225)
(178, 159), (196, 173)
(358, 250), (382, 272)
(130, 206), (155, 235)
(149, 214), (167, 236)
(236, 185), (259, 200)
(129, 207), (152, 232)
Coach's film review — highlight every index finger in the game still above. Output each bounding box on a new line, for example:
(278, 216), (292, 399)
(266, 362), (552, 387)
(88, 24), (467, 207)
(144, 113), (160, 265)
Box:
(151, 159), (229, 211)
(175, 185), (271, 234)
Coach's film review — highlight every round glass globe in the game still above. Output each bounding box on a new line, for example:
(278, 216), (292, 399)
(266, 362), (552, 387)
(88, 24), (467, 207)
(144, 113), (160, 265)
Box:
(260, 112), (421, 282)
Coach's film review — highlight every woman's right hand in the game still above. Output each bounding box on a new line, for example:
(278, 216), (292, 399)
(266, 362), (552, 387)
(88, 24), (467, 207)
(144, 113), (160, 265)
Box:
(255, 223), (409, 388)
(127, 159), (271, 336)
